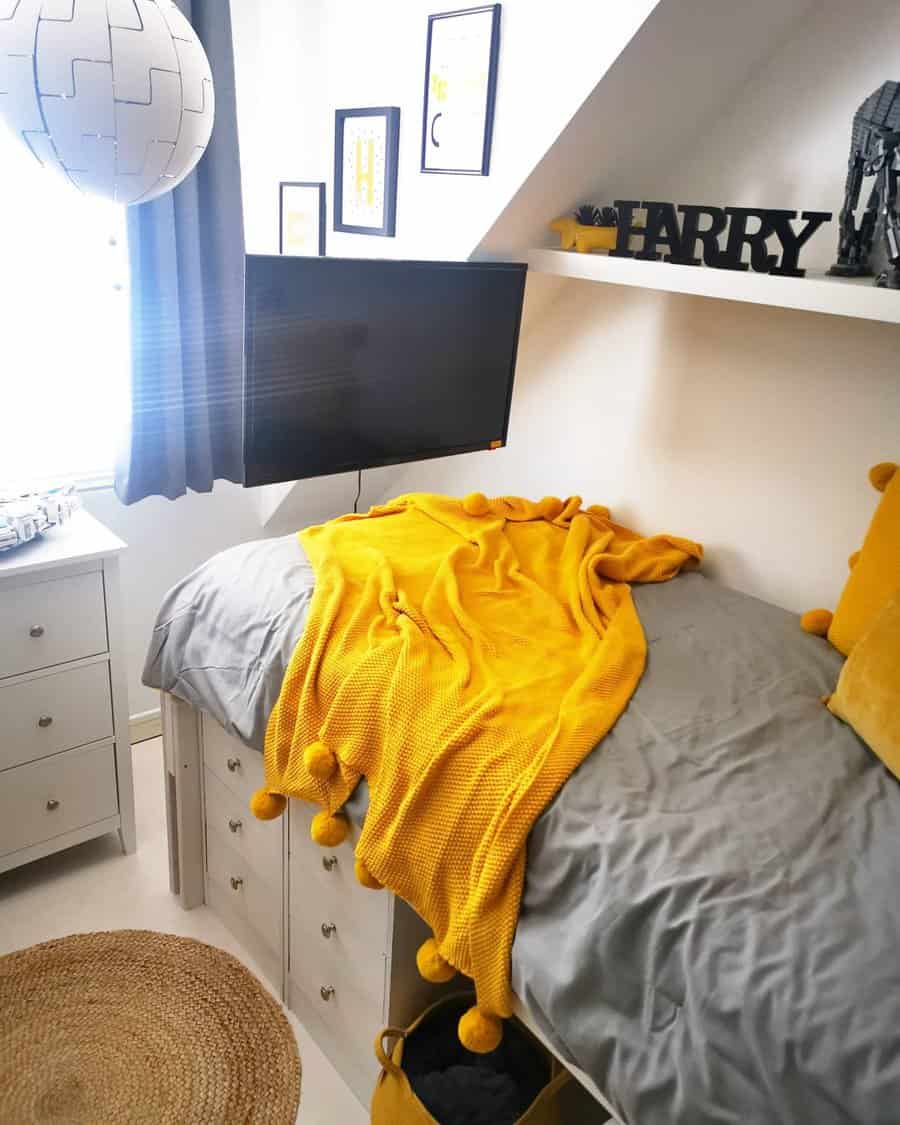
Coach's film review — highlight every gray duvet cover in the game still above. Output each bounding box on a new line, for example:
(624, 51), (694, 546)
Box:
(144, 537), (900, 1124)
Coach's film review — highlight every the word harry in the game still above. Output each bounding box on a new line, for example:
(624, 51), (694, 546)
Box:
(611, 201), (833, 278)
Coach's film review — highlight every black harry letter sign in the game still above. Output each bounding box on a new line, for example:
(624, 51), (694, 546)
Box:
(609, 199), (831, 275)
(667, 205), (728, 266)
(768, 211), (833, 277)
(635, 202), (684, 261)
(610, 201), (642, 258)
(718, 209), (781, 272)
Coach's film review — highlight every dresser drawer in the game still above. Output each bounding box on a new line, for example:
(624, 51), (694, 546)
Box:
(0, 743), (118, 858)
(290, 961), (385, 1083)
(290, 893), (387, 1009)
(289, 800), (392, 946)
(0, 571), (107, 679)
(205, 824), (282, 961)
(204, 767), (281, 883)
(0, 662), (113, 771)
(202, 714), (264, 802)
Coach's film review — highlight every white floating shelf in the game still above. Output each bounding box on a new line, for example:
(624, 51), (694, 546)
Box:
(527, 249), (900, 325)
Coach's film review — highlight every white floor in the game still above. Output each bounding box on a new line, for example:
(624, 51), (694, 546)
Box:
(0, 738), (368, 1125)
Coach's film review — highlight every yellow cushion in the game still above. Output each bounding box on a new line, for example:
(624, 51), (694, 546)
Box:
(828, 463), (900, 656)
(828, 595), (900, 780)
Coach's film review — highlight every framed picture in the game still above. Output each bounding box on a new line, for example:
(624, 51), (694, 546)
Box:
(334, 107), (401, 237)
(421, 5), (501, 176)
(279, 182), (326, 256)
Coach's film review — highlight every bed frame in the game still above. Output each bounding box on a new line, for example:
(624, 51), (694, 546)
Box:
(161, 690), (623, 1121)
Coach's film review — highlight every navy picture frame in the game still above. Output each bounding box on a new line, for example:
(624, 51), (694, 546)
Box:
(333, 107), (401, 237)
(279, 181), (326, 256)
(421, 4), (501, 176)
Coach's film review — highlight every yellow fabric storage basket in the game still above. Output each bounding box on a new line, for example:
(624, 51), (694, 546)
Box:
(371, 993), (570, 1125)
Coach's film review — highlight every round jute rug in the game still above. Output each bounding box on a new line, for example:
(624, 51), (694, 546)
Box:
(0, 930), (301, 1124)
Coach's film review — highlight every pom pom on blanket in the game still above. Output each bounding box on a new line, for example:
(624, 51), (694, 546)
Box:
(801, 609), (833, 636)
(800, 461), (900, 656)
(311, 810), (350, 847)
(355, 857), (384, 890)
(250, 790), (287, 820)
(458, 1006), (503, 1054)
(463, 492), (490, 517)
(870, 462), (897, 492)
(416, 937), (457, 983)
(304, 740), (337, 780)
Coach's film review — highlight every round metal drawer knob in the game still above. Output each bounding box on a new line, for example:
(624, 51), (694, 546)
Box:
(228, 818), (242, 834)
(320, 985), (335, 1002)
(46, 799), (60, 811)
(29, 625), (45, 639)
(226, 757), (241, 773)
(322, 855), (338, 872)
(321, 922), (337, 939)
(229, 876), (243, 891)
(37, 715), (53, 729)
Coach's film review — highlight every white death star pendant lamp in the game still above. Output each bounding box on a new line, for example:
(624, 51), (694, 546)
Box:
(0, 0), (215, 205)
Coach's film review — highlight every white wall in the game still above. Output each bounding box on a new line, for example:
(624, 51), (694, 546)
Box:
(386, 275), (900, 618)
(82, 483), (267, 716)
(383, 0), (900, 616)
(313, 0), (657, 261)
(649, 0), (899, 275)
(230, 0), (660, 528)
(232, 0), (658, 262)
(227, 0), (899, 633)
(478, 0), (822, 257)
(231, 0), (330, 257)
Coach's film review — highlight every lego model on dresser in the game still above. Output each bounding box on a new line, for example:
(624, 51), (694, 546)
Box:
(0, 511), (135, 873)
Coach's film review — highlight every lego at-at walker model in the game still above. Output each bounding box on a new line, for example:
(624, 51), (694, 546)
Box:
(829, 81), (900, 289)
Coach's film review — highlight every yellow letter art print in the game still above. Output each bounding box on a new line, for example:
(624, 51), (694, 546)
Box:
(279, 182), (326, 257)
(334, 107), (401, 237)
(422, 5), (501, 176)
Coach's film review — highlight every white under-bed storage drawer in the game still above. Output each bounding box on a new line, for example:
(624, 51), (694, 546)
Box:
(288, 957), (384, 1095)
(204, 766), (281, 878)
(199, 717), (284, 989)
(290, 847), (389, 1010)
(288, 795), (391, 1101)
(205, 826), (282, 955)
(202, 713), (265, 798)
(289, 798), (393, 945)
(204, 822), (284, 1000)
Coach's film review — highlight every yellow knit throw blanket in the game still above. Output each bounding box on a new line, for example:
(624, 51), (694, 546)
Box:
(253, 492), (702, 1050)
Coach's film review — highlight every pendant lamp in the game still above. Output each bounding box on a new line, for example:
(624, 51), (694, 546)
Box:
(0, 0), (214, 205)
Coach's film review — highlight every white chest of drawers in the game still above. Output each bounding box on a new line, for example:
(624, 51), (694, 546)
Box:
(0, 511), (135, 873)
(161, 694), (441, 1107)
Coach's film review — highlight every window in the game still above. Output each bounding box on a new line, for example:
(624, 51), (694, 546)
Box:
(0, 124), (130, 489)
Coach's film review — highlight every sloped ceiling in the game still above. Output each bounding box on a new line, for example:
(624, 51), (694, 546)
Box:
(475, 0), (823, 259)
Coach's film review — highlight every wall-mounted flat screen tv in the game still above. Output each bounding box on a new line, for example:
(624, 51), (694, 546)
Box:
(243, 256), (527, 487)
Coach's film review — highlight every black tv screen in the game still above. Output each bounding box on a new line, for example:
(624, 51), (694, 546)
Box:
(243, 256), (527, 487)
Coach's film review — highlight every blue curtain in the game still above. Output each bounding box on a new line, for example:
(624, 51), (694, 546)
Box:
(115, 0), (244, 504)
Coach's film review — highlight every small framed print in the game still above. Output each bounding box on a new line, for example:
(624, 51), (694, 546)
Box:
(334, 107), (401, 237)
(279, 182), (326, 256)
(421, 5), (501, 176)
